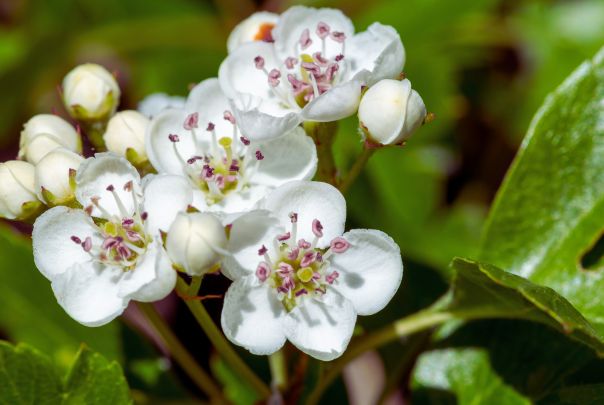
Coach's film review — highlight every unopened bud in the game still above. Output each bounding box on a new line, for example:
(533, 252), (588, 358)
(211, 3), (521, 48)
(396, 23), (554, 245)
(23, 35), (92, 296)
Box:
(103, 110), (149, 163)
(166, 212), (227, 276)
(19, 114), (82, 164)
(0, 161), (42, 220)
(35, 148), (84, 205)
(358, 79), (426, 145)
(62, 63), (120, 121)
(227, 11), (279, 53)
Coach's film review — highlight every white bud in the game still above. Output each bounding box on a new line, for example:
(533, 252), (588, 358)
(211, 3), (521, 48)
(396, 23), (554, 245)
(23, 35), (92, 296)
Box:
(103, 110), (149, 162)
(19, 114), (82, 164)
(62, 63), (120, 121)
(35, 148), (84, 205)
(0, 161), (40, 220)
(227, 11), (279, 53)
(166, 212), (227, 276)
(137, 93), (185, 118)
(358, 79), (426, 145)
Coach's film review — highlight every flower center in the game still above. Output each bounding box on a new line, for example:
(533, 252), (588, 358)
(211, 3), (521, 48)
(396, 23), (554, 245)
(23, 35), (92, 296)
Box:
(254, 212), (350, 312)
(254, 21), (347, 108)
(169, 111), (264, 205)
(71, 181), (150, 270)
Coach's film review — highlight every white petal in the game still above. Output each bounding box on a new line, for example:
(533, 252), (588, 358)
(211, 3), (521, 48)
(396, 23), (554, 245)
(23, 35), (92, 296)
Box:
(272, 6), (355, 62)
(249, 127), (317, 187)
(138, 93), (185, 118)
(300, 80), (362, 122)
(329, 229), (403, 315)
(76, 153), (141, 219)
(258, 181), (346, 248)
(348, 23), (405, 86)
(227, 11), (280, 53)
(131, 244), (177, 302)
(221, 210), (284, 280)
(284, 291), (357, 361)
(205, 183), (271, 215)
(221, 276), (287, 355)
(145, 109), (196, 176)
(51, 263), (128, 327)
(142, 174), (193, 235)
(230, 95), (301, 141)
(32, 206), (99, 280)
(185, 78), (234, 144)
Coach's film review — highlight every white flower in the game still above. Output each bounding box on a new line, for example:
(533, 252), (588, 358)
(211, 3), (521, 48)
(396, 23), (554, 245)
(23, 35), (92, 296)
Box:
(219, 6), (405, 140)
(19, 114), (82, 164)
(220, 181), (403, 360)
(138, 93), (186, 118)
(35, 148), (84, 205)
(227, 11), (279, 53)
(358, 79), (426, 145)
(62, 63), (120, 121)
(166, 212), (227, 276)
(32, 153), (193, 326)
(103, 110), (149, 163)
(0, 160), (41, 220)
(146, 78), (317, 215)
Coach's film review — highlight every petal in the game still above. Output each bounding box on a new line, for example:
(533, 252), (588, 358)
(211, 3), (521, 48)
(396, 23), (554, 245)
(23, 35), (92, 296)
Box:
(130, 244), (177, 302)
(205, 183), (271, 215)
(185, 78), (234, 144)
(76, 153), (141, 219)
(32, 206), (99, 280)
(284, 291), (357, 361)
(230, 95), (301, 141)
(272, 6), (355, 62)
(227, 11), (280, 53)
(145, 109), (197, 176)
(138, 93), (185, 118)
(221, 276), (287, 355)
(348, 23), (405, 86)
(142, 174), (193, 235)
(329, 229), (403, 315)
(51, 263), (128, 327)
(258, 181), (346, 249)
(300, 80), (362, 122)
(248, 126), (317, 187)
(221, 209), (284, 280)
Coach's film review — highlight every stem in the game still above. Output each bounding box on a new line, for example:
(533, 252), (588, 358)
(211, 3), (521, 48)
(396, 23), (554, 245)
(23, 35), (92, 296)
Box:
(176, 277), (271, 398)
(269, 350), (288, 390)
(136, 302), (224, 404)
(81, 121), (107, 152)
(304, 121), (339, 186)
(338, 147), (376, 194)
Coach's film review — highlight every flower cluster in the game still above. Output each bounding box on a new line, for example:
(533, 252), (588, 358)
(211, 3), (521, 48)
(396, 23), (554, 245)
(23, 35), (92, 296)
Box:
(1, 6), (428, 361)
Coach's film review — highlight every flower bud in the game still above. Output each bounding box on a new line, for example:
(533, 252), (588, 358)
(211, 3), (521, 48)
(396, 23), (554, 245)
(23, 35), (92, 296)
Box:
(35, 148), (84, 205)
(358, 79), (426, 145)
(166, 212), (227, 276)
(62, 63), (120, 121)
(227, 11), (279, 53)
(137, 93), (185, 118)
(19, 114), (82, 164)
(0, 161), (42, 220)
(103, 110), (149, 164)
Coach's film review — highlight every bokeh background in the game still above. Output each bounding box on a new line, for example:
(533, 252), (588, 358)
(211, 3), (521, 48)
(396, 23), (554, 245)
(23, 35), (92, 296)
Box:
(1, 0), (604, 403)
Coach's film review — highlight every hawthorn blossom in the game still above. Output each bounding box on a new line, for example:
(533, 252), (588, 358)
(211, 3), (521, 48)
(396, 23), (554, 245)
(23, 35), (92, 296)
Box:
(220, 181), (403, 360)
(219, 6), (405, 140)
(32, 153), (193, 326)
(227, 11), (279, 53)
(146, 78), (317, 215)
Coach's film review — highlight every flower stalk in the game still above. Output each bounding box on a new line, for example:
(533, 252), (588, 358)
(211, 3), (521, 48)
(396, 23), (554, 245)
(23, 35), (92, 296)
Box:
(304, 121), (339, 186)
(338, 146), (376, 194)
(269, 349), (288, 390)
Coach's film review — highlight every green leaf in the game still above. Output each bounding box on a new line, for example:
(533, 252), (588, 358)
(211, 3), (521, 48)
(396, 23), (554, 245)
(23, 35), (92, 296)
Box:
(0, 341), (131, 405)
(0, 226), (120, 365)
(211, 356), (258, 405)
(479, 46), (604, 332)
(413, 348), (531, 405)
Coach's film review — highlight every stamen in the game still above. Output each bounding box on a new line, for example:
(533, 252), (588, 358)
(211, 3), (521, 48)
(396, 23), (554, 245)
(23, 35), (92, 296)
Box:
(300, 251), (316, 267)
(298, 239), (311, 249)
(258, 245), (268, 255)
(123, 181), (133, 192)
(168, 134), (180, 143)
(299, 28), (312, 50)
(268, 69), (281, 87)
(256, 262), (271, 282)
(326, 271), (339, 284)
(223, 110), (236, 125)
(330, 237), (350, 253)
(71, 236), (82, 244)
(184, 113), (199, 130)
(312, 219), (324, 237)
(330, 31), (346, 43)
(285, 57), (298, 69)
(141, 212), (148, 221)
(240, 136), (250, 146)
(107, 184), (129, 218)
(295, 289), (308, 297)
(277, 232), (291, 242)
(255, 150), (264, 160)
(254, 56), (265, 70)
(82, 237), (92, 252)
(316, 22), (330, 39)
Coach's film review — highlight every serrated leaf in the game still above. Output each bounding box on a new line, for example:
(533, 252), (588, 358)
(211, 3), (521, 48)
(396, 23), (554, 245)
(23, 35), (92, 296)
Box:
(480, 46), (604, 332)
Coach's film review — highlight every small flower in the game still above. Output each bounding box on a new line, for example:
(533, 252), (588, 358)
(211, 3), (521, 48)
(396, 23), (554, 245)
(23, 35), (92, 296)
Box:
(358, 78), (426, 145)
(166, 212), (227, 276)
(103, 110), (150, 164)
(19, 114), (82, 164)
(219, 6), (405, 140)
(146, 78), (317, 214)
(227, 11), (279, 53)
(62, 63), (120, 121)
(32, 153), (193, 326)
(0, 160), (42, 220)
(35, 148), (84, 206)
(138, 93), (186, 118)
(220, 181), (403, 360)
